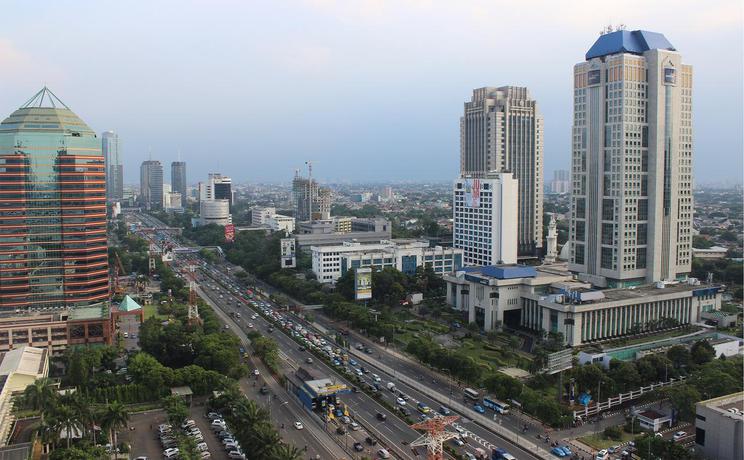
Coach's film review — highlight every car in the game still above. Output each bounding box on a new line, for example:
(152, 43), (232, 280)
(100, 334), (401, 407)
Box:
(253, 369), (260, 376)
(353, 442), (364, 452)
(306, 357), (313, 364)
(199, 452), (211, 459)
(464, 453), (477, 460)
(355, 369), (363, 377)
(211, 420), (226, 430)
(224, 442), (240, 451)
(292, 420), (304, 430)
(398, 407), (411, 416)
(349, 359), (358, 366)
(192, 433), (204, 442)
(186, 428), (202, 436)
(298, 346), (306, 351)
(454, 425), (465, 434)
(372, 374), (381, 382)
(224, 324), (229, 329)
(340, 416), (351, 424)
(558, 446), (572, 456)
(551, 446), (567, 457)
(366, 436), (378, 446)
(336, 426), (346, 435)
(181, 419), (196, 429)
(595, 449), (609, 460)
(135, 457), (148, 460)
(227, 452), (246, 460)
(452, 437), (464, 446)
(364, 347), (372, 354)
(377, 448), (391, 459)
(419, 414), (430, 421)
(222, 438), (235, 446)
(396, 397), (406, 406)
(473, 404), (485, 414)
(417, 403), (431, 413)
(196, 442), (208, 452)
(216, 431), (232, 439)
(439, 406), (451, 415)
(247, 323), (254, 328)
(350, 422), (361, 431)
(376, 412), (387, 421)
(205, 412), (221, 420)
(123, 332), (129, 338)
(163, 448), (179, 459)
(673, 431), (687, 441)
(259, 386), (269, 394)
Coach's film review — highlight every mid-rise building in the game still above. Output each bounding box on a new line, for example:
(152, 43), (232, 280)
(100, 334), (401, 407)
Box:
(251, 207), (276, 226)
(445, 264), (721, 345)
(0, 346), (49, 446)
(295, 217), (392, 248)
(102, 130), (123, 201)
(311, 240), (464, 283)
(454, 173), (518, 266)
(199, 173), (233, 209)
(198, 199), (231, 226)
(694, 392), (744, 460)
(460, 86), (544, 257)
(164, 192), (182, 211)
(171, 161), (187, 199)
(0, 88), (110, 309)
(267, 214), (295, 233)
(292, 172), (331, 221)
(569, 29), (693, 288)
(140, 160), (164, 210)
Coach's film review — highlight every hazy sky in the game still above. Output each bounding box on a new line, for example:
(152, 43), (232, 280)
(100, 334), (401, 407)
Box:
(1, 0), (741, 185)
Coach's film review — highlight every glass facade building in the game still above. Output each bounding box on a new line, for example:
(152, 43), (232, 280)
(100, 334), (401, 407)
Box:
(0, 88), (109, 309)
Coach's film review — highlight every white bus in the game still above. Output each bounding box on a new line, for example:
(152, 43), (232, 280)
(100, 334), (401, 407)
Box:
(483, 397), (510, 414)
(463, 387), (480, 401)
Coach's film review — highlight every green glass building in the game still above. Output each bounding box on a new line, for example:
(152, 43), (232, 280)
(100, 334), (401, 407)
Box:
(0, 88), (109, 309)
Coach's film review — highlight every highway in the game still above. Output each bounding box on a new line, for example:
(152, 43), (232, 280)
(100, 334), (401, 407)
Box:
(128, 211), (546, 460)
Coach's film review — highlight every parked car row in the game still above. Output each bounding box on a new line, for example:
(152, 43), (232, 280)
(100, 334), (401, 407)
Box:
(206, 412), (246, 459)
(157, 420), (211, 459)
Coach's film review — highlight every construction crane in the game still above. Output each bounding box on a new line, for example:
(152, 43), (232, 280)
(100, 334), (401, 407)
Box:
(112, 252), (127, 298)
(410, 415), (460, 460)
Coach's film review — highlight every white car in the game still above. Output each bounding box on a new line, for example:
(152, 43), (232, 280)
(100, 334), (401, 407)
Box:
(253, 369), (260, 376)
(396, 398), (406, 406)
(673, 431), (687, 441)
(377, 448), (391, 459)
(247, 323), (254, 328)
(372, 374), (381, 382)
(196, 442), (208, 452)
(163, 448), (179, 459)
(294, 421), (304, 430)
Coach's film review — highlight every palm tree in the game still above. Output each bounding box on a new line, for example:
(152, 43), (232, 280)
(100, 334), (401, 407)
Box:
(101, 401), (129, 458)
(36, 417), (60, 453)
(270, 442), (303, 460)
(23, 378), (57, 421)
(52, 404), (84, 449)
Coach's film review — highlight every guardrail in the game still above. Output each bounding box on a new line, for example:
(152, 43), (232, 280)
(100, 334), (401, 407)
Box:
(573, 377), (686, 419)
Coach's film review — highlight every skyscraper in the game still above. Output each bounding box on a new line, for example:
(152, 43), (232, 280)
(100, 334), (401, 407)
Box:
(0, 87), (109, 309)
(568, 29), (693, 287)
(198, 173), (232, 209)
(102, 130), (123, 201)
(453, 173), (518, 266)
(460, 86), (543, 258)
(140, 160), (164, 210)
(171, 161), (187, 199)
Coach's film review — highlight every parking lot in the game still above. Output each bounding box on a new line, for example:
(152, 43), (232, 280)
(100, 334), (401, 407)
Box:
(122, 407), (230, 460)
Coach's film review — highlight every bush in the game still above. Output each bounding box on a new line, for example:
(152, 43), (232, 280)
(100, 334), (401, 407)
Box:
(603, 426), (623, 440)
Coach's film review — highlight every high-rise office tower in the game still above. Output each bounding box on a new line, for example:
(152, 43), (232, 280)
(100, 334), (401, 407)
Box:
(568, 29), (693, 287)
(140, 160), (164, 210)
(453, 173), (518, 266)
(102, 130), (123, 201)
(171, 161), (187, 199)
(460, 86), (543, 258)
(550, 170), (570, 194)
(0, 87), (110, 309)
(292, 171), (331, 221)
(199, 173), (232, 209)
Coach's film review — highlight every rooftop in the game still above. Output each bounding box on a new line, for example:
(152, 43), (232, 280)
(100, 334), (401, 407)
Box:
(0, 87), (95, 135)
(0, 346), (48, 377)
(698, 392), (744, 419)
(586, 30), (676, 60)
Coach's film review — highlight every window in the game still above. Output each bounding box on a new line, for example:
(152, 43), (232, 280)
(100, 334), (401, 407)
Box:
(575, 222), (585, 242)
(602, 224), (614, 245)
(636, 248), (646, 269)
(574, 244), (585, 265)
(637, 224), (647, 245)
(576, 198), (586, 219)
(638, 199), (648, 220)
(695, 427), (705, 446)
(601, 247), (613, 269)
(603, 199), (614, 220)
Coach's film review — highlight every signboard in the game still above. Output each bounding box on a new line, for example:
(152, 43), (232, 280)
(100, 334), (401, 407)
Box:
(316, 384), (348, 396)
(280, 238), (296, 268)
(587, 69), (601, 86)
(664, 67), (676, 85)
(355, 268), (372, 300)
(224, 224), (235, 243)
(543, 348), (573, 375)
(463, 178), (481, 208)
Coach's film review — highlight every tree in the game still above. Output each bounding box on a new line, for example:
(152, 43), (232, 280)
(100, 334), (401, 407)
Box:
(690, 340), (715, 365)
(270, 443), (303, 460)
(162, 395), (189, 427)
(608, 361), (642, 393)
(666, 345), (690, 370)
(101, 401), (129, 456)
(52, 404), (84, 449)
(663, 384), (700, 422)
(483, 373), (523, 401)
(24, 378), (57, 422)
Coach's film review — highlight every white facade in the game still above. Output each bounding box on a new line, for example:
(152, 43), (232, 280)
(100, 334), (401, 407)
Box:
(252, 207), (276, 226)
(164, 192), (182, 210)
(569, 30), (693, 287)
(460, 86), (543, 257)
(311, 240), (464, 283)
(454, 173), (518, 266)
(268, 214), (295, 233)
(199, 199), (231, 226)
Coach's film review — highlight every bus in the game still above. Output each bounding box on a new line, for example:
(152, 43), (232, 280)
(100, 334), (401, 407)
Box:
(463, 387), (480, 401)
(483, 397), (510, 414)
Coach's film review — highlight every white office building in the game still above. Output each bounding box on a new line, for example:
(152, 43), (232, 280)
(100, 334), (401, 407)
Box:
(460, 86), (544, 257)
(311, 240), (464, 284)
(267, 214), (295, 233)
(252, 207), (276, 226)
(569, 29), (693, 288)
(198, 199), (231, 226)
(454, 173), (518, 266)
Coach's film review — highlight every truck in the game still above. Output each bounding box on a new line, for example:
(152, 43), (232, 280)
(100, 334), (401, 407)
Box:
(386, 382), (396, 392)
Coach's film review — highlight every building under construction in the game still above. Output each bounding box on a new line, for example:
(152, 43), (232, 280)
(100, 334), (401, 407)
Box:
(292, 165), (331, 222)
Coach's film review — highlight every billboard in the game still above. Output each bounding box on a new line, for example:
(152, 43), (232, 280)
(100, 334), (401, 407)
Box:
(354, 267), (372, 300)
(224, 224), (235, 243)
(463, 178), (481, 208)
(280, 238), (296, 268)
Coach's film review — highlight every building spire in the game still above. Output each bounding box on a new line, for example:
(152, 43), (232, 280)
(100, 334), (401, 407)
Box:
(20, 87), (70, 110)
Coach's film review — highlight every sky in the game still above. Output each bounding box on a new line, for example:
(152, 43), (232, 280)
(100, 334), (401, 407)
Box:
(0, 0), (741, 186)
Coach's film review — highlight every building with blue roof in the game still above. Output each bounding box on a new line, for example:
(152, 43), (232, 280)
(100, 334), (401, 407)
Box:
(585, 30), (675, 60)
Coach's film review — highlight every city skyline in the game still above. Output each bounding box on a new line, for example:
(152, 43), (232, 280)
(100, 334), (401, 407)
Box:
(0, 1), (740, 184)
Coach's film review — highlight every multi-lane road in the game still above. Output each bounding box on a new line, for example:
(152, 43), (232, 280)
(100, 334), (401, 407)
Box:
(127, 211), (546, 460)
